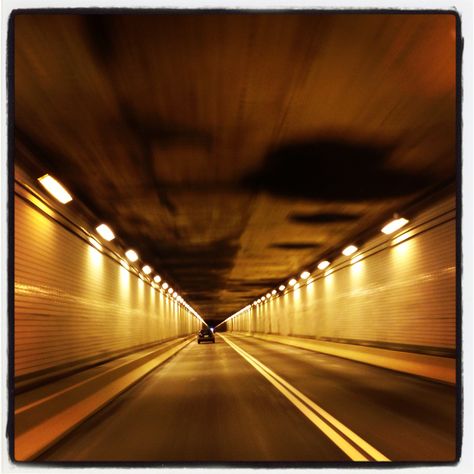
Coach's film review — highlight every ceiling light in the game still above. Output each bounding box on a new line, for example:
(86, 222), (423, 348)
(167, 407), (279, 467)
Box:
(173, 291), (178, 298)
(162, 282), (169, 290)
(289, 278), (297, 287)
(168, 287), (173, 294)
(318, 260), (330, 270)
(342, 245), (358, 256)
(382, 217), (409, 235)
(279, 285), (285, 291)
(125, 249), (138, 262)
(142, 265), (152, 275)
(37, 174), (73, 204)
(154, 275), (162, 283)
(96, 224), (115, 241)
(261, 295), (266, 301)
(301, 271), (310, 280)
(271, 289), (277, 295)
(266, 293), (271, 298)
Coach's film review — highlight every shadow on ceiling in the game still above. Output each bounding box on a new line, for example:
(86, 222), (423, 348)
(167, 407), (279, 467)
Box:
(288, 212), (361, 224)
(243, 138), (434, 201)
(269, 242), (322, 250)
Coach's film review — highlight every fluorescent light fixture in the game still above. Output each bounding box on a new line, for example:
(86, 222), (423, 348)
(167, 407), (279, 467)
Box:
(154, 275), (162, 283)
(382, 217), (409, 235)
(271, 289), (277, 295)
(96, 224), (115, 241)
(342, 245), (358, 256)
(266, 293), (271, 298)
(289, 278), (297, 287)
(142, 265), (152, 275)
(162, 282), (169, 290)
(88, 236), (102, 250)
(38, 174), (73, 204)
(279, 285), (285, 291)
(125, 249), (139, 262)
(168, 287), (173, 294)
(301, 271), (310, 280)
(317, 260), (330, 270)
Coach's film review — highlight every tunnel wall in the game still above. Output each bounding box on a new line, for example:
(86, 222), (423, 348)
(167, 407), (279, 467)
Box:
(227, 195), (456, 356)
(14, 194), (201, 384)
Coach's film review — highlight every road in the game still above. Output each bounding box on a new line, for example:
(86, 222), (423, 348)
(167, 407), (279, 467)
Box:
(38, 334), (456, 463)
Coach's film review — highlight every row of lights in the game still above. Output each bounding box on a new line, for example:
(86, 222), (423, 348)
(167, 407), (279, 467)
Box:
(236, 216), (410, 313)
(37, 174), (205, 324)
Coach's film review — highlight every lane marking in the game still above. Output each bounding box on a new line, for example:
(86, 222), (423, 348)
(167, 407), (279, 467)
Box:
(221, 334), (390, 462)
(15, 338), (192, 415)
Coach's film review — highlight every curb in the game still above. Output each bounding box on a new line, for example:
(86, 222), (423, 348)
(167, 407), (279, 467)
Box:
(230, 333), (456, 385)
(14, 336), (193, 461)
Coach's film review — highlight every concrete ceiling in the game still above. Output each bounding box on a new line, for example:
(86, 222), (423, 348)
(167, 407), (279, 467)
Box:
(14, 12), (457, 324)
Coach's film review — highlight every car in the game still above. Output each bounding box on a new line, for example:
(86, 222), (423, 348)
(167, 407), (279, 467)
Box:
(197, 328), (215, 344)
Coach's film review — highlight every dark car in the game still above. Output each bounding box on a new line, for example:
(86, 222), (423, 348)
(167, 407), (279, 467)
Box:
(197, 328), (215, 344)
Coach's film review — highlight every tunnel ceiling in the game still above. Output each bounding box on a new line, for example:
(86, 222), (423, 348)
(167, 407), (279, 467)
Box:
(14, 12), (457, 323)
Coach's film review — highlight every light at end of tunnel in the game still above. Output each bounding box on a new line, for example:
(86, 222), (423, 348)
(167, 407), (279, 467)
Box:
(88, 236), (102, 251)
(38, 174), (73, 204)
(162, 282), (169, 290)
(351, 254), (363, 264)
(317, 260), (330, 270)
(301, 270), (310, 280)
(154, 275), (162, 283)
(142, 265), (152, 275)
(125, 249), (139, 262)
(279, 284), (285, 291)
(96, 224), (115, 241)
(168, 287), (174, 294)
(342, 245), (358, 256)
(289, 278), (297, 287)
(272, 289), (277, 295)
(382, 217), (409, 235)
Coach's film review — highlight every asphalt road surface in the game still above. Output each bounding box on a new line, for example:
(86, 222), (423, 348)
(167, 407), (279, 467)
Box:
(38, 334), (457, 463)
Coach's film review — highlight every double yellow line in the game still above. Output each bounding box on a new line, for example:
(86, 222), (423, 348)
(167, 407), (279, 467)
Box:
(220, 334), (390, 462)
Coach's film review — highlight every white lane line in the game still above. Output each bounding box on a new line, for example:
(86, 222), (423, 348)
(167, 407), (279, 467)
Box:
(220, 334), (390, 462)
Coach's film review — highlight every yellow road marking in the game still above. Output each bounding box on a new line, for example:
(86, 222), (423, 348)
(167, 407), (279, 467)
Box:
(15, 338), (192, 415)
(221, 334), (390, 462)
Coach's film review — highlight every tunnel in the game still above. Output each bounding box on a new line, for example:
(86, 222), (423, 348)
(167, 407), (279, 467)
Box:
(8, 11), (460, 465)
